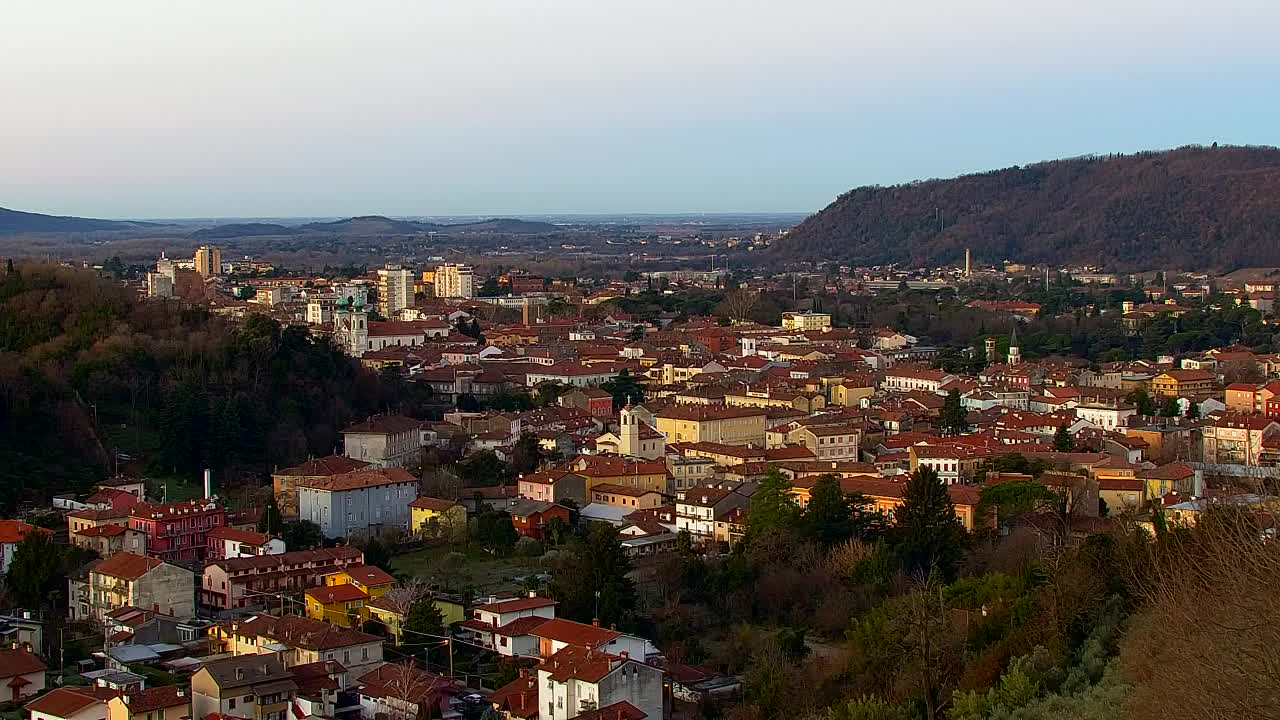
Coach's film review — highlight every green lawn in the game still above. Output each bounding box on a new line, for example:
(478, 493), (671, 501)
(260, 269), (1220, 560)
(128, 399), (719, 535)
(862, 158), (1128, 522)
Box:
(392, 544), (549, 596)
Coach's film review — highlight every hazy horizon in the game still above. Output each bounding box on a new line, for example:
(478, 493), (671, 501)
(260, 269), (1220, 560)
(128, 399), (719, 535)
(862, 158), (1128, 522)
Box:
(4, 1), (1278, 218)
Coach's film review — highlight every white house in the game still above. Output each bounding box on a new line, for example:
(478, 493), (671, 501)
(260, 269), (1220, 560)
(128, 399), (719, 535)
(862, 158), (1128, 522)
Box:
(536, 645), (663, 720)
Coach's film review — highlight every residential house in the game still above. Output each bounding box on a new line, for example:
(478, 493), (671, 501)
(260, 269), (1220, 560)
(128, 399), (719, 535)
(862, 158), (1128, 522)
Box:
(560, 388), (616, 418)
(0, 648), (45, 702)
(322, 565), (396, 600)
(587, 484), (666, 510)
(305, 584), (368, 628)
(356, 663), (460, 720)
(535, 644), (663, 720)
(881, 368), (957, 394)
(791, 424), (862, 460)
(191, 655), (296, 720)
(675, 485), (751, 544)
(495, 498), (572, 541)
(909, 445), (986, 485)
(1150, 369), (1216, 399)
(517, 469), (588, 506)
(0, 521), (52, 573)
(1200, 415), (1280, 466)
(296, 467), (418, 540)
(78, 553), (195, 622)
(341, 416), (425, 468)
(105, 687), (189, 720)
(460, 595), (559, 656)
(205, 527), (285, 561)
(26, 686), (119, 720)
(128, 500), (226, 563)
(364, 589), (465, 645)
(201, 547), (364, 611)
(408, 497), (468, 540)
(210, 614), (383, 678)
(571, 456), (671, 495)
(1137, 463), (1199, 501)
(271, 455), (372, 519)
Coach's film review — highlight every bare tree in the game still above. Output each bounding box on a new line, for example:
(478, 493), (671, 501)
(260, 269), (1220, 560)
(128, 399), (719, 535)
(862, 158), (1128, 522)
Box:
(719, 289), (760, 324)
(1121, 507), (1280, 720)
(891, 571), (965, 720)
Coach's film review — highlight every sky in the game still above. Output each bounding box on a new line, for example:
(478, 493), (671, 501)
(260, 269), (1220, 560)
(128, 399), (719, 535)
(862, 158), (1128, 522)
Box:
(2, 0), (1278, 219)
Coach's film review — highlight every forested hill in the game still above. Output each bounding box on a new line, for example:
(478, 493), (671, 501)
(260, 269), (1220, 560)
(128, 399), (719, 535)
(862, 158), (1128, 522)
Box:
(0, 263), (434, 512)
(772, 145), (1280, 270)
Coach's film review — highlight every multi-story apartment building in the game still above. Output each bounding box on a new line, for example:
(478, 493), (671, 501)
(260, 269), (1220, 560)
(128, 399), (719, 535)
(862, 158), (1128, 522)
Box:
(128, 500), (226, 563)
(781, 311), (832, 332)
(191, 655), (296, 720)
(654, 405), (768, 446)
(201, 547), (364, 611)
(209, 613), (383, 678)
(194, 245), (222, 277)
(675, 484), (751, 543)
(433, 263), (475, 299)
(75, 552), (195, 622)
(296, 468), (418, 540)
(1201, 415), (1280, 466)
(341, 415), (424, 468)
(535, 644), (663, 720)
(204, 527), (285, 562)
(375, 265), (413, 317)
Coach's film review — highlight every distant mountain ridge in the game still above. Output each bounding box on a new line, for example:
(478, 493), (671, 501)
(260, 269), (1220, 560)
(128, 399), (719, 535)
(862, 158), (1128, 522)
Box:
(772, 145), (1280, 270)
(0, 207), (162, 235)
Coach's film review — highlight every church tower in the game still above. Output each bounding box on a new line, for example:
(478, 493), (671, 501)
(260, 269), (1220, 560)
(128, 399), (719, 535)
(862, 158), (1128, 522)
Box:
(985, 337), (998, 365)
(1007, 325), (1022, 366)
(334, 293), (369, 356)
(619, 404), (640, 458)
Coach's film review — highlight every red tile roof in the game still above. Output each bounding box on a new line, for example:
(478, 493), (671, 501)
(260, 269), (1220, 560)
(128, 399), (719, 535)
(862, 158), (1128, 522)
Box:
(337, 564), (396, 587)
(92, 552), (164, 580)
(295, 467), (416, 492)
(275, 455), (373, 477)
(206, 526), (273, 545)
(25, 686), (116, 716)
(306, 584), (368, 604)
(0, 521), (50, 545)
(342, 415), (424, 435)
(531, 618), (620, 649)
(408, 497), (461, 512)
(0, 649), (47, 678)
(118, 685), (189, 713)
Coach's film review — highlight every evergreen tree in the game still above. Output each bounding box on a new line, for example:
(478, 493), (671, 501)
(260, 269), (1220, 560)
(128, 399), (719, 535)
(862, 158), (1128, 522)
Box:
(509, 432), (544, 476)
(939, 389), (969, 436)
(475, 510), (518, 551)
(360, 537), (395, 572)
(7, 531), (60, 610)
(745, 469), (800, 540)
(1128, 389), (1156, 416)
(601, 369), (646, 410)
(1053, 424), (1074, 452)
(549, 522), (636, 628)
(401, 596), (446, 656)
(1160, 396), (1181, 417)
(895, 466), (966, 581)
(282, 520), (323, 550)
(801, 475), (857, 546)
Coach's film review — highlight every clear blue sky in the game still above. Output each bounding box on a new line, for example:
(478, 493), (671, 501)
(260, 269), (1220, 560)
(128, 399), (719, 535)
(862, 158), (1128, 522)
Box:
(2, 0), (1277, 219)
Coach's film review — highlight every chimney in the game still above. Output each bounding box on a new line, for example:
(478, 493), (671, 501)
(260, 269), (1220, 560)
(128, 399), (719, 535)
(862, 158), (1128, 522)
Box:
(123, 696), (131, 706)
(176, 690), (185, 698)
(528, 590), (537, 598)
(235, 668), (244, 680)
(609, 623), (616, 631)
(203, 469), (212, 500)
(592, 618), (599, 627)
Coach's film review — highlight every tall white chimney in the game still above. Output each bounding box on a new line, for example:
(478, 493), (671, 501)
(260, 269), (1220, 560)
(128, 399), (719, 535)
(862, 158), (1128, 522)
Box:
(203, 469), (212, 500)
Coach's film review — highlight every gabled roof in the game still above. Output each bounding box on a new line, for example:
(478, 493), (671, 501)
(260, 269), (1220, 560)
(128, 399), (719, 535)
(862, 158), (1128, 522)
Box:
(92, 552), (165, 581)
(0, 649), (47, 678)
(275, 455), (373, 477)
(25, 686), (117, 716)
(337, 564), (396, 587)
(0, 520), (51, 545)
(472, 596), (559, 615)
(305, 584), (368, 604)
(295, 467), (416, 492)
(408, 496), (461, 512)
(530, 618), (620, 649)
(113, 686), (190, 713)
(341, 415), (423, 435)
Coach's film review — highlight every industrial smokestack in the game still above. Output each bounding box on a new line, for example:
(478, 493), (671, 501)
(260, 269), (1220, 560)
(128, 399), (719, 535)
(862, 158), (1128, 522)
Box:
(203, 469), (212, 499)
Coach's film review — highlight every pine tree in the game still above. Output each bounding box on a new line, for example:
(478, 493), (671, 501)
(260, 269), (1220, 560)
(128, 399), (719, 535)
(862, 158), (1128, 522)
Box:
(895, 466), (966, 581)
(549, 522), (636, 628)
(801, 475), (855, 546)
(258, 496), (284, 535)
(401, 597), (446, 656)
(1053, 424), (1074, 452)
(939, 389), (969, 436)
(745, 469), (800, 540)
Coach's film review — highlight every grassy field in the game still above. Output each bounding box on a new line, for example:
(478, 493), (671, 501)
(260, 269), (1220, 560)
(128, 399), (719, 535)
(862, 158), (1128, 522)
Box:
(392, 544), (551, 597)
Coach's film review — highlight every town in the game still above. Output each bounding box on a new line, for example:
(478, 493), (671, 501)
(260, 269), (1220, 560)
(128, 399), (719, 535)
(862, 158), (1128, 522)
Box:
(0, 239), (1276, 720)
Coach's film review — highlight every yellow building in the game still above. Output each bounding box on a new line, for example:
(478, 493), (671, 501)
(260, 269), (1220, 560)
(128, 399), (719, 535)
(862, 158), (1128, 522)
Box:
(193, 245), (222, 277)
(787, 475), (981, 531)
(323, 564), (396, 600)
(781, 311), (832, 332)
(655, 405), (768, 446)
(408, 497), (467, 540)
(724, 387), (826, 413)
(1150, 369), (1217, 398)
(106, 686), (190, 720)
(365, 590), (467, 644)
(304, 584), (368, 627)
(571, 455), (670, 494)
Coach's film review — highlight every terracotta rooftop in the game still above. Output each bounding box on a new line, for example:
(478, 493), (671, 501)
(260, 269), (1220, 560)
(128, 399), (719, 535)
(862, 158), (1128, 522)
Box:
(92, 552), (165, 580)
(275, 455), (373, 477)
(531, 618), (621, 649)
(341, 415), (424, 435)
(295, 467), (417, 492)
(305, 584), (368, 604)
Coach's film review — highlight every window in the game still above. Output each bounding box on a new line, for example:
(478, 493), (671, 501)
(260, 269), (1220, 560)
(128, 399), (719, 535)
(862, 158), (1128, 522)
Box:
(229, 699), (237, 710)
(244, 695), (253, 703)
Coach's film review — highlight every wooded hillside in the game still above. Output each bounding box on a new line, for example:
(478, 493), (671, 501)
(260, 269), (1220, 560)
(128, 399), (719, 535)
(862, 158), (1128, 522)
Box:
(773, 145), (1280, 270)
